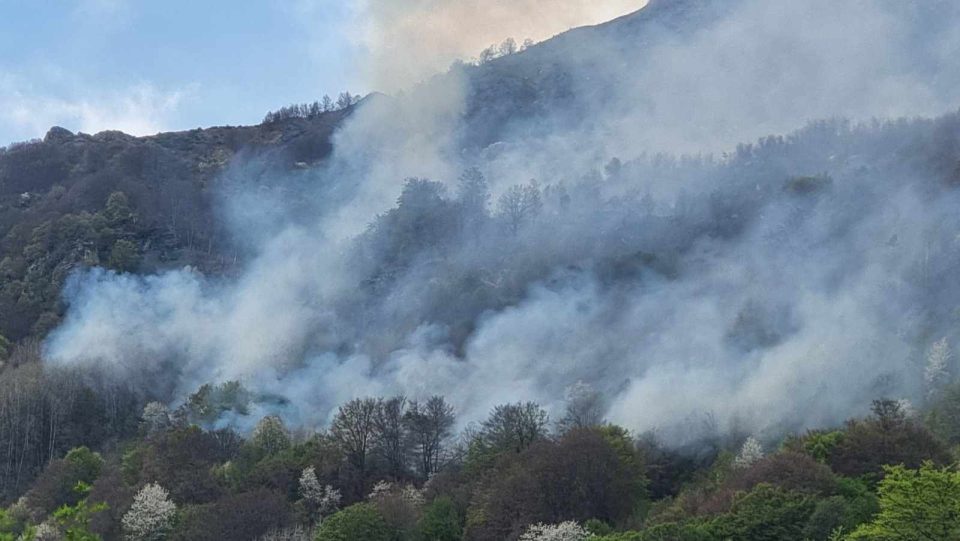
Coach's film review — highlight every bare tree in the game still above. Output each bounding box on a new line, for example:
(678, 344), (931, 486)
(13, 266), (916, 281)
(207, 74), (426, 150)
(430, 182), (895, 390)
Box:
(331, 398), (380, 485)
(374, 396), (411, 479)
(404, 396), (455, 479)
(478, 402), (548, 454)
(497, 181), (542, 234)
(557, 382), (605, 433)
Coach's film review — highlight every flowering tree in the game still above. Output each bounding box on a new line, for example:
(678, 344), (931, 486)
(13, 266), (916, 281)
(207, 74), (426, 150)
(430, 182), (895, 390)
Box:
(734, 436), (764, 469)
(141, 402), (171, 434)
(518, 521), (590, 541)
(257, 525), (314, 541)
(121, 483), (176, 541)
(299, 466), (341, 519)
(925, 337), (951, 395)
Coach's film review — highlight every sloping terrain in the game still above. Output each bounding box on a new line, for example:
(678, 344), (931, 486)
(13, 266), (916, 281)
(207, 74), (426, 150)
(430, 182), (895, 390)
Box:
(0, 109), (350, 341)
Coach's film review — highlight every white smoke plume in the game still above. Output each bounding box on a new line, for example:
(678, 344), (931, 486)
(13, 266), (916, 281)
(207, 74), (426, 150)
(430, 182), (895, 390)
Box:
(44, 0), (960, 443)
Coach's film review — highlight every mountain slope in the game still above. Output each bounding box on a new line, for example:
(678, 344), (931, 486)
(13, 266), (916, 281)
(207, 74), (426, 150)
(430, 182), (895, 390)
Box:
(0, 109), (350, 341)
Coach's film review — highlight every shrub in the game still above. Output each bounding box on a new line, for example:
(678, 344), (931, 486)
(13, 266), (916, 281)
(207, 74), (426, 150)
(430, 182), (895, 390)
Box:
(315, 503), (389, 541)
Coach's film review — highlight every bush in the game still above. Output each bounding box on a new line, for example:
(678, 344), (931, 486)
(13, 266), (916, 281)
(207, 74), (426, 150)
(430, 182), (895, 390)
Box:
(709, 484), (815, 541)
(315, 503), (389, 541)
(847, 462), (960, 540)
(417, 497), (462, 541)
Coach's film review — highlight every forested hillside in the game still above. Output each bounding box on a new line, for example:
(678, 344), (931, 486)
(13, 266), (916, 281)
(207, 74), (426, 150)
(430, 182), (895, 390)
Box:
(3, 0), (960, 539)
(0, 107), (351, 342)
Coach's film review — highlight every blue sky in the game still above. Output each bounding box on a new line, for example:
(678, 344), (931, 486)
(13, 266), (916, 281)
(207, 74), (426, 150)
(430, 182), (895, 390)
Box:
(0, 0), (365, 145)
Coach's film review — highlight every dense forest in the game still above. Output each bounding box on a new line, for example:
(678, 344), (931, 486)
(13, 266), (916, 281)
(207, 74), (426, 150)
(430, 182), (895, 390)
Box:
(0, 370), (958, 540)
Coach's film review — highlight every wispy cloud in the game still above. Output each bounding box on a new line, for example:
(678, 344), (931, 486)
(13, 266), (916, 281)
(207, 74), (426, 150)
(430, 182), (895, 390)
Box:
(0, 74), (191, 144)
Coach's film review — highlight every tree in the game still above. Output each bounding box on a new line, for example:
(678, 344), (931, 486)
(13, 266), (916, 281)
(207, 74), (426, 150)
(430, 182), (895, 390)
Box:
(314, 503), (389, 541)
(405, 397), (455, 480)
(299, 467), (340, 520)
(478, 45), (497, 64)
(476, 402), (548, 456)
(497, 182), (542, 234)
(734, 437), (764, 469)
(108, 240), (140, 272)
(141, 403), (171, 435)
(557, 382), (604, 433)
(336, 92), (356, 110)
(519, 522), (589, 541)
(104, 191), (134, 226)
(321, 95), (334, 112)
(498, 38), (517, 57)
(457, 168), (490, 224)
(374, 396), (410, 479)
(331, 398), (380, 491)
(121, 483), (176, 541)
(848, 462), (960, 540)
(711, 484), (815, 541)
(252, 416), (291, 456)
(829, 400), (951, 478)
(925, 338), (951, 396)
(416, 497), (461, 541)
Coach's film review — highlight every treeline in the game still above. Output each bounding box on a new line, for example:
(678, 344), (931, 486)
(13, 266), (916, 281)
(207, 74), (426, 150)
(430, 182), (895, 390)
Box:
(475, 37), (535, 64)
(0, 373), (960, 539)
(261, 93), (361, 124)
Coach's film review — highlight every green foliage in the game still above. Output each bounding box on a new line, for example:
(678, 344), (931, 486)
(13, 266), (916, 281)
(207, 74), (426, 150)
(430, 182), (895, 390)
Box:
(51, 482), (109, 541)
(64, 448), (104, 485)
(0, 189), (143, 341)
(801, 430), (845, 464)
(709, 484), (815, 541)
(251, 416), (291, 457)
(179, 381), (252, 426)
(592, 522), (716, 541)
(104, 191), (134, 226)
(315, 503), (389, 541)
(584, 518), (613, 536)
(847, 462), (960, 540)
(107, 239), (140, 272)
(416, 497), (462, 541)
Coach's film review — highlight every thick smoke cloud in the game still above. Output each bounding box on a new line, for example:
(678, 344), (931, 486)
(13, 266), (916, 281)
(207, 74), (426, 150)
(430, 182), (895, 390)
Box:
(45, 0), (960, 443)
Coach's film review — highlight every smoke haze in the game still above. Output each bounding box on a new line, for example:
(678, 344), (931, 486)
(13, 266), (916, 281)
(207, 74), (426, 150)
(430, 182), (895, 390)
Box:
(44, 0), (960, 443)
(355, 0), (647, 90)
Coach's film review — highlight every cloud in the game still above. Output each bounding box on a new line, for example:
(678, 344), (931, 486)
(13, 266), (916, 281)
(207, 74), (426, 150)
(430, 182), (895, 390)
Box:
(0, 74), (190, 144)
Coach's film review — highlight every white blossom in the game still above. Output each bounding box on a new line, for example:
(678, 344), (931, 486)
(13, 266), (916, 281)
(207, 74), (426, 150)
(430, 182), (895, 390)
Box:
(399, 484), (424, 507)
(367, 480), (393, 500)
(33, 523), (61, 541)
(299, 467), (340, 518)
(122, 483), (177, 541)
(734, 436), (764, 469)
(925, 337), (951, 394)
(256, 525), (313, 541)
(519, 521), (590, 541)
(141, 402), (171, 434)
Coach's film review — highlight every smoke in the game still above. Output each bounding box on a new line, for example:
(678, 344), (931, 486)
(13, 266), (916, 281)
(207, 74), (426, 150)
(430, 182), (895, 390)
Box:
(355, 0), (647, 90)
(44, 0), (960, 443)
